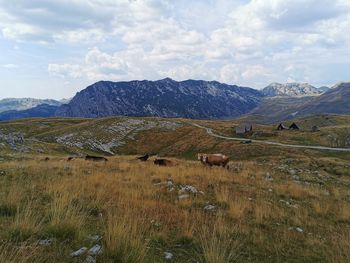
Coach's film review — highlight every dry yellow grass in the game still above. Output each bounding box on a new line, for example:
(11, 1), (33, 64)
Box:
(0, 153), (349, 262)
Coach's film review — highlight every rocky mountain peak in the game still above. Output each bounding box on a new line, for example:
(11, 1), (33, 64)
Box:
(262, 82), (323, 97)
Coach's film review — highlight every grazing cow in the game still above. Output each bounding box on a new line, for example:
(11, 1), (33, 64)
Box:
(85, 155), (108, 162)
(67, 157), (75, 161)
(137, 154), (149, 161)
(154, 158), (176, 166)
(197, 153), (229, 168)
(44, 157), (50, 161)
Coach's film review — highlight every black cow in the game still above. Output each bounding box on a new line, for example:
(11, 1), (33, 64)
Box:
(85, 155), (108, 162)
(137, 154), (149, 161)
(154, 159), (176, 166)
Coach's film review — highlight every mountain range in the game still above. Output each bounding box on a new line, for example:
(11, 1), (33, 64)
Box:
(0, 98), (63, 113)
(55, 78), (263, 119)
(0, 79), (349, 123)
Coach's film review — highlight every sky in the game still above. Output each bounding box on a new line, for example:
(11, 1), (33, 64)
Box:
(0, 0), (350, 99)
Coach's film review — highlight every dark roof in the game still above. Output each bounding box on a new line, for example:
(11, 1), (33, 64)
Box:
(277, 123), (287, 130)
(289, 122), (300, 130)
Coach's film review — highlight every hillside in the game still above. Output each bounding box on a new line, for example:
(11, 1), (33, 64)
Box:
(0, 115), (349, 159)
(0, 116), (349, 262)
(55, 78), (263, 119)
(246, 82), (350, 123)
(295, 82), (350, 116)
(0, 104), (59, 121)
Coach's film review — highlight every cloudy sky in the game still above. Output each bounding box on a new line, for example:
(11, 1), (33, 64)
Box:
(0, 0), (350, 99)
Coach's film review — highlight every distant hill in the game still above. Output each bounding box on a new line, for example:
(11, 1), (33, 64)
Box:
(262, 82), (324, 97)
(0, 98), (62, 113)
(55, 78), (263, 119)
(295, 82), (350, 116)
(245, 82), (350, 123)
(0, 104), (59, 121)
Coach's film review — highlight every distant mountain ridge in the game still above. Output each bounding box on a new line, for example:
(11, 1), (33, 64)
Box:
(262, 82), (324, 97)
(245, 82), (350, 123)
(0, 104), (59, 121)
(0, 98), (62, 113)
(55, 78), (263, 119)
(1, 79), (349, 122)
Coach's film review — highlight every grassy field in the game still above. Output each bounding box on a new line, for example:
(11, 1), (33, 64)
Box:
(0, 154), (349, 262)
(0, 115), (349, 262)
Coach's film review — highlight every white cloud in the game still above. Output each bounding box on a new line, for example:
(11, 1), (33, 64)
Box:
(2, 0), (350, 97)
(48, 64), (84, 78)
(1, 64), (19, 69)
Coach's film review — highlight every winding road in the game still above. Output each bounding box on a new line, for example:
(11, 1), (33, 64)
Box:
(192, 123), (350, 152)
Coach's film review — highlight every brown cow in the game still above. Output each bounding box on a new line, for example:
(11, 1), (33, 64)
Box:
(85, 155), (108, 162)
(154, 159), (176, 166)
(197, 153), (229, 168)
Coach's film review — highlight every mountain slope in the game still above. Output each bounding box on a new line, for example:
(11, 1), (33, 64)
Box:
(55, 78), (263, 119)
(245, 82), (350, 123)
(0, 98), (62, 113)
(295, 82), (350, 116)
(0, 104), (59, 121)
(262, 83), (323, 97)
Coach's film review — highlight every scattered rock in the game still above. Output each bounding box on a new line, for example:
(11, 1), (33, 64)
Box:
(289, 169), (297, 176)
(296, 227), (304, 233)
(167, 180), (174, 188)
(279, 199), (298, 208)
(88, 244), (102, 256)
(38, 239), (53, 246)
(152, 178), (162, 184)
(204, 204), (216, 211)
(71, 247), (88, 257)
(164, 251), (173, 260)
(86, 255), (96, 263)
(178, 194), (189, 200)
(265, 173), (273, 181)
(292, 175), (300, 181)
(178, 185), (198, 195)
(167, 180), (175, 192)
(87, 235), (101, 241)
(268, 188), (273, 192)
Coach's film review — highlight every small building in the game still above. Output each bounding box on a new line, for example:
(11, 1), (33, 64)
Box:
(235, 123), (253, 135)
(277, 123), (287, 130)
(289, 122), (300, 130)
(311, 125), (320, 132)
